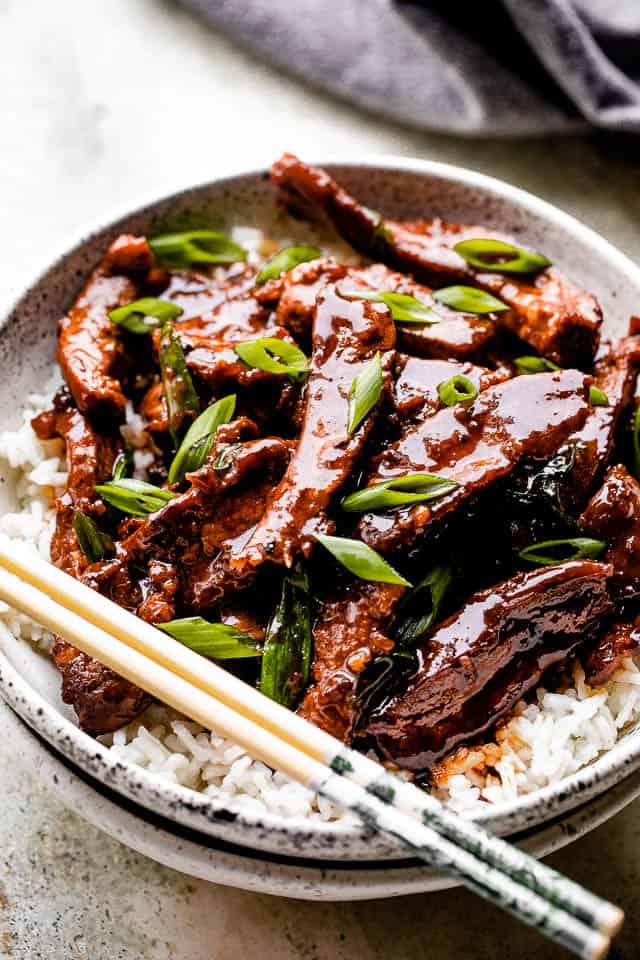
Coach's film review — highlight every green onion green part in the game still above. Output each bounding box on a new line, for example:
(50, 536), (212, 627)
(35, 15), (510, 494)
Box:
(158, 321), (201, 444)
(234, 337), (309, 381)
(519, 537), (607, 566)
(514, 356), (561, 375)
(255, 245), (322, 285)
(395, 564), (453, 647)
(149, 230), (246, 267)
(72, 510), (114, 565)
(95, 478), (175, 517)
(260, 563), (312, 708)
(158, 617), (261, 659)
(316, 534), (411, 587)
(341, 472), (457, 513)
(108, 298), (183, 334)
(437, 375), (479, 406)
(348, 352), (383, 434)
(112, 450), (133, 481)
(454, 238), (551, 275)
(589, 386), (609, 407)
(340, 288), (442, 325)
(432, 285), (509, 315)
(168, 394), (236, 485)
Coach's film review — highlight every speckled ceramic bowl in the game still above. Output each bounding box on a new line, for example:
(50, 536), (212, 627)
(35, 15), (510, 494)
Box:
(2, 158), (640, 870)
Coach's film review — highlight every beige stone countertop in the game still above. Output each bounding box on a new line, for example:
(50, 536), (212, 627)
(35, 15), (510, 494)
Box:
(1, 2), (639, 957)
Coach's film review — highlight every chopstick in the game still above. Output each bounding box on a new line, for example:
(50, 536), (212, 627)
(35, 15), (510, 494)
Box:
(0, 536), (622, 958)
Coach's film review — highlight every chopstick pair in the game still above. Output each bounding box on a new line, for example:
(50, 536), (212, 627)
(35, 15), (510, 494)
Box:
(0, 535), (622, 959)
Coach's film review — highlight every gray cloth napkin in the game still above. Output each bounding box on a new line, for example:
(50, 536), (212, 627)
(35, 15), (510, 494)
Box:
(177, 0), (640, 136)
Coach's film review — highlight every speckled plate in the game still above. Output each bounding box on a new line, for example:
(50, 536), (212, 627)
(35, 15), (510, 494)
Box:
(2, 158), (640, 868)
(6, 697), (640, 900)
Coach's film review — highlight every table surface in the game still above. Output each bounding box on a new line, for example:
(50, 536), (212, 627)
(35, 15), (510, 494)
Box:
(2, 2), (640, 958)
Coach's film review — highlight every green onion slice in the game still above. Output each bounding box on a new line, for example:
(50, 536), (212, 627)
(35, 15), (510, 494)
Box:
(112, 450), (133, 481)
(95, 478), (174, 517)
(234, 337), (309, 381)
(514, 356), (561, 375)
(158, 321), (201, 444)
(149, 230), (246, 267)
(255, 245), (322, 285)
(260, 564), (312, 708)
(108, 298), (183, 334)
(341, 472), (457, 513)
(158, 617), (261, 659)
(168, 394), (236, 485)
(432, 285), (509, 314)
(454, 238), (551, 275)
(438, 375), (478, 406)
(395, 564), (453, 647)
(73, 510), (114, 564)
(590, 386), (609, 407)
(316, 534), (411, 587)
(340, 288), (442, 325)
(348, 353), (383, 434)
(519, 537), (607, 566)
(633, 406), (640, 480)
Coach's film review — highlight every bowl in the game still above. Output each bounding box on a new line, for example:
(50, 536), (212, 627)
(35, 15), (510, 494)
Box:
(2, 157), (640, 869)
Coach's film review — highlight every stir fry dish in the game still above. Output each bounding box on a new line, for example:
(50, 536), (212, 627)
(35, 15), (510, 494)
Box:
(32, 154), (640, 782)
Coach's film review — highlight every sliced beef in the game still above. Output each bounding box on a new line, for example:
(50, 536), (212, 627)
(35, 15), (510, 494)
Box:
(160, 262), (257, 321)
(583, 620), (640, 687)
(58, 235), (155, 419)
(51, 641), (151, 735)
(31, 386), (120, 578)
(366, 560), (612, 771)
(298, 581), (403, 741)
(119, 435), (292, 609)
(271, 154), (602, 367)
(206, 283), (397, 597)
(357, 370), (591, 554)
(580, 464), (640, 600)
(393, 355), (510, 422)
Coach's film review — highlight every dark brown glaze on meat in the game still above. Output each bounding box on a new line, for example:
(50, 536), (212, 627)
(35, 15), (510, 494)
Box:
(160, 262), (257, 321)
(209, 284), (397, 594)
(31, 387), (120, 578)
(58, 235), (155, 419)
(393, 356), (510, 421)
(580, 464), (640, 600)
(583, 619), (640, 687)
(271, 154), (602, 367)
(357, 370), (591, 554)
(32, 388), (150, 735)
(51, 641), (151, 735)
(298, 581), (403, 741)
(367, 561), (612, 771)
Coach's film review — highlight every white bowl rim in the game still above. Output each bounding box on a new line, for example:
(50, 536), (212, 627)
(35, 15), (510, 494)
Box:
(3, 154), (640, 855)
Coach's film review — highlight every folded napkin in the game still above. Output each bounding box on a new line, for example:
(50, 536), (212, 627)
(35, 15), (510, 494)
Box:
(178, 0), (640, 136)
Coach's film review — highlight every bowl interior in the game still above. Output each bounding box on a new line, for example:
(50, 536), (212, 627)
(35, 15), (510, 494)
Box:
(2, 159), (640, 862)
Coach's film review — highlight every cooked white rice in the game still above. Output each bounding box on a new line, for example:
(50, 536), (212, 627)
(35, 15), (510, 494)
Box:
(2, 375), (640, 821)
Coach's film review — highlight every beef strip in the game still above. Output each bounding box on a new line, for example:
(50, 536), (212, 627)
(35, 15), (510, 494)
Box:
(58, 235), (155, 419)
(366, 560), (612, 771)
(393, 355), (510, 422)
(298, 581), (404, 741)
(201, 283), (397, 601)
(31, 389), (149, 735)
(118, 434), (292, 610)
(160, 262), (257, 321)
(357, 370), (591, 555)
(579, 464), (640, 600)
(583, 619), (640, 687)
(264, 254), (495, 361)
(31, 386), (120, 578)
(271, 154), (602, 367)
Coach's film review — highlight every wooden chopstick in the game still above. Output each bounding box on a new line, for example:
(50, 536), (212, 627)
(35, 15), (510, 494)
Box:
(0, 537), (623, 958)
